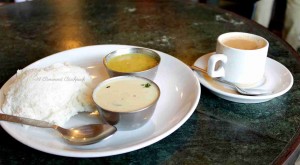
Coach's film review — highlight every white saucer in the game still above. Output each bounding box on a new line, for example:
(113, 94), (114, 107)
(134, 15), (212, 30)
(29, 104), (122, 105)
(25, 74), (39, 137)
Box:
(193, 52), (293, 103)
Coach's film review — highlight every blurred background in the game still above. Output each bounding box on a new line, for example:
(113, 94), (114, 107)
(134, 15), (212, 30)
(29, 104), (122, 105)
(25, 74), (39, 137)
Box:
(201, 0), (286, 37)
(0, 0), (298, 52)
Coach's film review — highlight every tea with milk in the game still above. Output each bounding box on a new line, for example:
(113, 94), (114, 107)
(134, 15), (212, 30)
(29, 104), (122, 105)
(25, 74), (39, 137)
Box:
(223, 38), (263, 50)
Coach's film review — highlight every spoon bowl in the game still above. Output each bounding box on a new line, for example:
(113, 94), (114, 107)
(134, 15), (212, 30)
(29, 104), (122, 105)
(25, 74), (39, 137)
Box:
(0, 113), (117, 145)
(55, 124), (117, 145)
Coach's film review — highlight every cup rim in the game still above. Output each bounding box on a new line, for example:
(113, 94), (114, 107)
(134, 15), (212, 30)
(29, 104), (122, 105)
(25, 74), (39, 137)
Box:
(92, 75), (161, 114)
(217, 32), (269, 51)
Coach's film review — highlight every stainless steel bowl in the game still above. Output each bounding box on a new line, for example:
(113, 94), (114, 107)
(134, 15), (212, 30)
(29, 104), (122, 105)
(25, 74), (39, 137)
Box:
(103, 47), (161, 80)
(92, 76), (160, 130)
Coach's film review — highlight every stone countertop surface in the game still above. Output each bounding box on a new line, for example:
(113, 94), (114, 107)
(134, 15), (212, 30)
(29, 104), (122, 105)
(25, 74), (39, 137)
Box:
(0, 0), (300, 164)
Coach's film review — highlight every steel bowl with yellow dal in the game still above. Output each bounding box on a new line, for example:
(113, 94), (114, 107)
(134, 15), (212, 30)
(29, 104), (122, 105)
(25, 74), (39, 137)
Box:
(103, 48), (160, 80)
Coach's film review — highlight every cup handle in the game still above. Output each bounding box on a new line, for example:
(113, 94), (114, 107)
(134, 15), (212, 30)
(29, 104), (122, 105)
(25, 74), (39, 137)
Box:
(207, 54), (227, 78)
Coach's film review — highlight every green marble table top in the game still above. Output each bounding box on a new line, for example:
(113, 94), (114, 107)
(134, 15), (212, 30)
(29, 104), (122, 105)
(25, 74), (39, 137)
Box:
(0, 0), (299, 164)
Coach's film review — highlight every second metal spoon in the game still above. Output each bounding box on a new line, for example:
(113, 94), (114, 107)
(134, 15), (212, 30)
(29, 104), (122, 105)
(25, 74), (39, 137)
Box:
(0, 113), (117, 145)
(191, 65), (273, 96)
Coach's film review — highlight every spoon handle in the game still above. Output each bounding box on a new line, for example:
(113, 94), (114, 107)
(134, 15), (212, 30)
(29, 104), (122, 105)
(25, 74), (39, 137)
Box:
(191, 65), (207, 73)
(0, 113), (53, 128)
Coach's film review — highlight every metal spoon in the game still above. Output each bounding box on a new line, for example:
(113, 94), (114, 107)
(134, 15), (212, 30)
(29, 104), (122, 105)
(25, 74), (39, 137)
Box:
(0, 113), (117, 145)
(215, 77), (272, 96)
(191, 65), (273, 96)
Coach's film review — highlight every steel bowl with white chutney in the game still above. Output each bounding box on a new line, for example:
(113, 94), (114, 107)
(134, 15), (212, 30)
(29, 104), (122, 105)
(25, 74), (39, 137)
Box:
(92, 76), (161, 130)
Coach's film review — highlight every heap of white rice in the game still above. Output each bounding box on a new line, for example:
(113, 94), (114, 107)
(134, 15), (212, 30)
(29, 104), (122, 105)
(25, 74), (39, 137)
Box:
(1, 63), (95, 126)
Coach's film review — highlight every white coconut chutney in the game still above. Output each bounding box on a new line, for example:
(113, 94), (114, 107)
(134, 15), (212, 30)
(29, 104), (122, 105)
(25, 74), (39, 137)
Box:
(93, 76), (159, 112)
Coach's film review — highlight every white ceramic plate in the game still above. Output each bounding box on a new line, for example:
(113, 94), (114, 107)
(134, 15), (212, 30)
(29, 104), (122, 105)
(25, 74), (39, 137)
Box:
(193, 52), (293, 103)
(0, 45), (201, 157)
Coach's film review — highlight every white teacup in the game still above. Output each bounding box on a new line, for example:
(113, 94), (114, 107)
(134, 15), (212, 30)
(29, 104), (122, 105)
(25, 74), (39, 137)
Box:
(207, 32), (269, 87)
